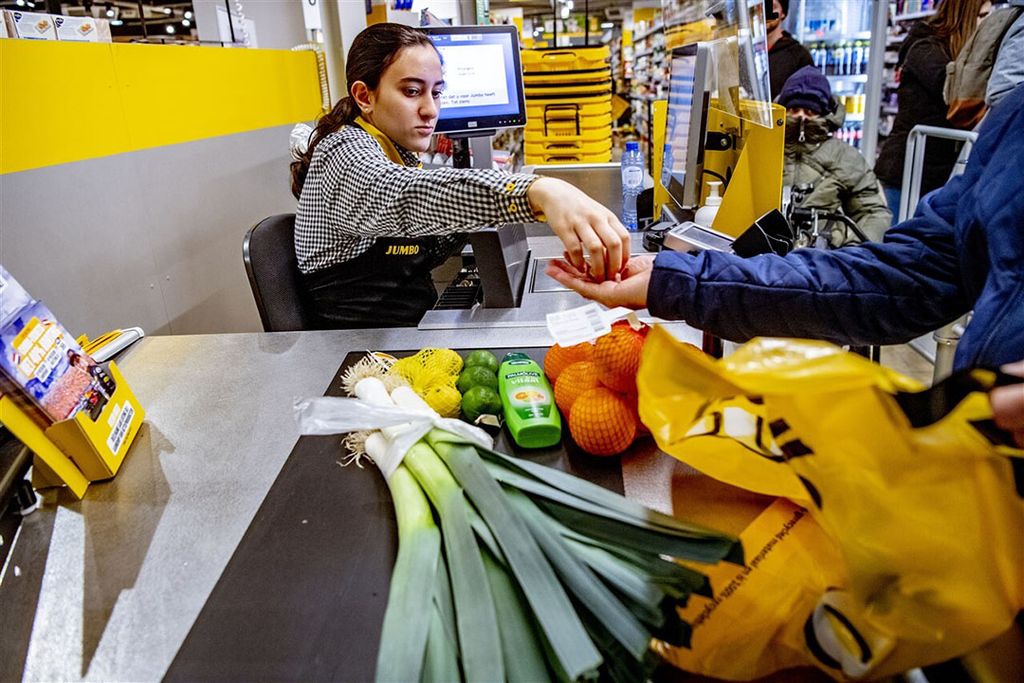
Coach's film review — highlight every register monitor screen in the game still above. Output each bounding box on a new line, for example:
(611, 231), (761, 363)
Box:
(424, 25), (527, 135)
(661, 44), (710, 209)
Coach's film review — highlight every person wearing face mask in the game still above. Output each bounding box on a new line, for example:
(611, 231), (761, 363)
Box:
(291, 23), (630, 329)
(767, 0), (814, 100)
(779, 66), (891, 243)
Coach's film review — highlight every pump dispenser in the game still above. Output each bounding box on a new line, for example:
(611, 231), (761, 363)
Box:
(694, 181), (723, 228)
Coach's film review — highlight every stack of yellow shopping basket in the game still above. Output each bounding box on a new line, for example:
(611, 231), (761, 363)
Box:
(522, 46), (613, 165)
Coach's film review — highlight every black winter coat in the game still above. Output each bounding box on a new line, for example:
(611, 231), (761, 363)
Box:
(874, 21), (961, 195)
(769, 32), (814, 100)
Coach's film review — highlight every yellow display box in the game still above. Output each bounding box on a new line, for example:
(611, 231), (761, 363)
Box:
(521, 46), (610, 72)
(527, 98), (611, 120)
(523, 68), (611, 86)
(0, 361), (145, 500)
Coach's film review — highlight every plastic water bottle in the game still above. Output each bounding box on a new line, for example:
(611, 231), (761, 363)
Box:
(621, 141), (644, 232)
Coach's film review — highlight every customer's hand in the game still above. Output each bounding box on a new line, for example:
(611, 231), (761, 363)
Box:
(991, 360), (1024, 448)
(528, 177), (630, 282)
(545, 254), (654, 310)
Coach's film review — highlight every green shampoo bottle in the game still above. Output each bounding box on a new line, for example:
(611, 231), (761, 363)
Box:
(498, 352), (562, 449)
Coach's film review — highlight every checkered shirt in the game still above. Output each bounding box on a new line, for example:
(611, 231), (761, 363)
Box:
(295, 124), (537, 274)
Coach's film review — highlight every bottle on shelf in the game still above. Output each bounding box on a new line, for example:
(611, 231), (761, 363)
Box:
(620, 141), (644, 232)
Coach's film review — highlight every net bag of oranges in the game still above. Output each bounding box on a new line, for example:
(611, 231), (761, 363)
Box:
(545, 321), (650, 456)
(636, 326), (1024, 680)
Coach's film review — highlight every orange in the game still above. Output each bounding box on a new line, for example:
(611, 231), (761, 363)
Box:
(593, 325), (645, 393)
(554, 361), (601, 416)
(623, 391), (649, 435)
(544, 342), (594, 382)
(568, 387), (637, 456)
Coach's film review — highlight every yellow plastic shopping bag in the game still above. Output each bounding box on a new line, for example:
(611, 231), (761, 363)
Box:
(639, 327), (1024, 680)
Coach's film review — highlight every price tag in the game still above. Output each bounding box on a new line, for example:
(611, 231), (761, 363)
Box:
(546, 304), (638, 347)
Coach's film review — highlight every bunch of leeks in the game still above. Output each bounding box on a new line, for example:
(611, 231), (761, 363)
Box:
(343, 377), (742, 683)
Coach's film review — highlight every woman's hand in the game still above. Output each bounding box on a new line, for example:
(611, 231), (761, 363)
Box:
(528, 177), (630, 281)
(991, 360), (1024, 447)
(545, 255), (654, 310)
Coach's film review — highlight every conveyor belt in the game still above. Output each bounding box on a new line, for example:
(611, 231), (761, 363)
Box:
(166, 348), (631, 680)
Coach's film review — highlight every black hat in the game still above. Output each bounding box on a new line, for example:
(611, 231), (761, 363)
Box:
(778, 66), (833, 116)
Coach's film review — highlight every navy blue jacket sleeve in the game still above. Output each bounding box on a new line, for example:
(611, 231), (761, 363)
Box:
(648, 178), (972, 347)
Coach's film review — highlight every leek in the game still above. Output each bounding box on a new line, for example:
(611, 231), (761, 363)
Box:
(368, 433), (441, 683)
(429, 437), (604, 682)
(404, 441), (504, 683)
(480, 549), (552, 682)
(422, 554), (461, 683)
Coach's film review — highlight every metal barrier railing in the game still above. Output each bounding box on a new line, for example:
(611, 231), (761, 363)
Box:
(900, 126), (978, 382)
(899, 125), (978, 222)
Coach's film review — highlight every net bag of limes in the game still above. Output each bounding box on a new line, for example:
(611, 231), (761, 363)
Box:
(296, 348), (744, 682)
(637, 326), (1024, 680)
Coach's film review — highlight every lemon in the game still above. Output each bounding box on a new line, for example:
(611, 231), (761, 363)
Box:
(424, 385), (462, 418)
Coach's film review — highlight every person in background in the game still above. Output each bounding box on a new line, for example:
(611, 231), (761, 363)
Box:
(545, 83), (1024, 432)
(767, 0), (814, 100)
(291, 23), (629, 329)
(874, 0), (992, 222)
(986, 1), (1024, 109)
(779, 66), (891, 242)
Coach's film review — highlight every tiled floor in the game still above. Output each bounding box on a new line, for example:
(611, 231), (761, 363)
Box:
(879, 343), (936, 386)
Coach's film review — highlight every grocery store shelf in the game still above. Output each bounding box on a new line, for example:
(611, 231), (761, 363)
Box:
(633, 22), (664, 43)
(806, 31), (872, 43)
(826, 73), (869, 82)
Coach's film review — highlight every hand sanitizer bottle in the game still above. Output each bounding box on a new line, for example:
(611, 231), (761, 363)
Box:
(694, 181), (723, 228)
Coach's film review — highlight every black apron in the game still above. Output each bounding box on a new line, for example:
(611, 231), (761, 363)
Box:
(303, 237), (447, 329)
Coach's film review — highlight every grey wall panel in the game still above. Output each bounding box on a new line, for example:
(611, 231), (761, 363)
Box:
(193, 0), (308, 49)
(0, 124), (301, 339)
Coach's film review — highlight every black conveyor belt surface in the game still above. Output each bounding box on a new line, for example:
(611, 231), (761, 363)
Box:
(166, 347), (628, 680)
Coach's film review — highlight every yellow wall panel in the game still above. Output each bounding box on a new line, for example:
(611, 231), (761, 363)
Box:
(1, 39), (322, 174)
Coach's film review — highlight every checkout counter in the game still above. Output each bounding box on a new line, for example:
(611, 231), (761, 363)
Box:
(0, 164), (776, 681)
(0, 309), (764, 682)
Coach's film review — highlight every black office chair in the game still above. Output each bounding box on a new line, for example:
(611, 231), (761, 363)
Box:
(243, 213), (311, 332)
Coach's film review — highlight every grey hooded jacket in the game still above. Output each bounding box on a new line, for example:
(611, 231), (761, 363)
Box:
(783, 102), (892, 242)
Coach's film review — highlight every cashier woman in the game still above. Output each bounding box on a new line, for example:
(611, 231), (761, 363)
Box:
(291, 23), (629, 329)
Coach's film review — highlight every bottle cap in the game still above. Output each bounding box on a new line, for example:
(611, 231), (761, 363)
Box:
(705, 180), (723, 206)
(625, 141), (639, 153)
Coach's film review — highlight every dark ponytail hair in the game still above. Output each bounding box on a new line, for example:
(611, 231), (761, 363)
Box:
(291, 23), (437, 198)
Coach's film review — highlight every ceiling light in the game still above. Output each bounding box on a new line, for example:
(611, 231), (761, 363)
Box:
(182, 18), (190, 26)
(184, 10), (192, 19)
(601, 22), (613, 28)
(165, 24), (175, 33)
(106, 8), (115, 16)
(111, 19), (123, 25)
(15, 0), (24, 6)
(162, 7), (172, 15)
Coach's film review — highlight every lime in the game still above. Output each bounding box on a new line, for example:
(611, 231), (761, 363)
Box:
(457, 365), (498, 394)
(464, 349), (499, 373)
(462, 385), (503, 422)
